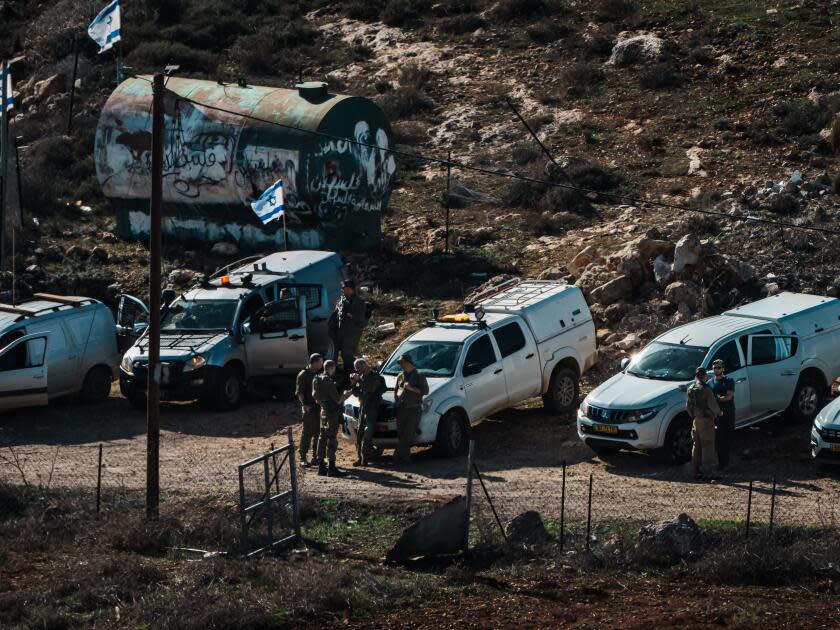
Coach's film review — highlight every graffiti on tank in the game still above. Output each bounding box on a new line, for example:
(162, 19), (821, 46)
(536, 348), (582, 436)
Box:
(309, 120), (396, 221)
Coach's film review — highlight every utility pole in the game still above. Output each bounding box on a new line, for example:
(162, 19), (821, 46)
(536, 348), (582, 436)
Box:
(146, 72), (164, 520)
(0, 59), (8, 271)
(67, 36), (80, 134)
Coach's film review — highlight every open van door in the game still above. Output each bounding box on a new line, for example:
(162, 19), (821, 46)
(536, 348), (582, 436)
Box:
(244, 296), (309, 375)
(0, 333), (49, 412)
(116, 295), (149, 354)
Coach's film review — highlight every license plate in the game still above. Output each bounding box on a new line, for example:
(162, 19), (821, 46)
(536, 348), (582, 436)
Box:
(594, 424), (618, 434)
(831, 444), (840, 453)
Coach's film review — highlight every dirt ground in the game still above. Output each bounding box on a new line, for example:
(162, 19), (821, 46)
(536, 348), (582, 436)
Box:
(3, 378), (839, 528)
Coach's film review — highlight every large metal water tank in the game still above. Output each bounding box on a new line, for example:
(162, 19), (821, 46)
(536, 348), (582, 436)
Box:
(94, 77), (395, 251)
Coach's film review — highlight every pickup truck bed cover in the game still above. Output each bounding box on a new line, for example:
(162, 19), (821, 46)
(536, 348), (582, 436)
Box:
(725, 292), (840, 337)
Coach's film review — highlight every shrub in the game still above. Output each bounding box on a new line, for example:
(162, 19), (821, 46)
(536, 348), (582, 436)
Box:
(566, 160), (622, 190)
(399, 61), (432, 89)
(585, 32), (616, 57)
(688, 46), (715, 66)
(379, 86), (432, 119)
(512, 144), (541, 165)
(491, 0), (547, 21)
(346, 0), (381, 20)
(711, 116), (731, 130)
(638, 133), (665, 153)
(766, 192), (800, 214)
(562, 61), (604, 95)
(526, 19), (573, 44)
(382, 0), (415, 26)
(638, 62), (682, 89)
(775, 99), (831, 137)
(594, 0), (637, 22)
(439, 14), (487, 35)
(128, 41), (217, 73)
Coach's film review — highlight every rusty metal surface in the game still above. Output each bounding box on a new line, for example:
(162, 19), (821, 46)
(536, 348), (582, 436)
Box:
(94, 77), (395, 250)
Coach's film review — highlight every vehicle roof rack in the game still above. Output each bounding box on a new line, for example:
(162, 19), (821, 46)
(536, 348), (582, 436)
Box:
(463, 278), (521, 310)
(0, 294), (96, 320)
(32, 293), (95, 306)
(0, 304), (40, 316)
(211, 255), (264, 279)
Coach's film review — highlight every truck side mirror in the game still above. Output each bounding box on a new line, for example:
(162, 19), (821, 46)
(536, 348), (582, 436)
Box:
(620, 357), (630, 370)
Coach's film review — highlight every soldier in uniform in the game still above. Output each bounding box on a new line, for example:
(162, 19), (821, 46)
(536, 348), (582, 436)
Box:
(330, 280), (367, 379)
(710, 358), (736, 472)
(295, 353), (324, 467)
(686, 366), (722, 480)
(393, 354), (429, 466)
(350, 358), (387, 467)
(312, 360), (352, 477)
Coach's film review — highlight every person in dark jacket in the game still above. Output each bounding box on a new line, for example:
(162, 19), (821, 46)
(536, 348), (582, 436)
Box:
(350, 358), (387, 467)
(394, 354), (429, 466)
(312, 360), (352, 477)
(329, 280), (367, 378)
(295, 353), (323, 467)
(710, 358), (735, 471)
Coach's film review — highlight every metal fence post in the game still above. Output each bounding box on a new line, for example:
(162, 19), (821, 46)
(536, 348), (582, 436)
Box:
(238, 465), (248, 554)
(769, 475), (777, 536)
(585, 473), (593, 551)
(96, 444), (103, 513)
(287, 426), (302, 543)
(559, 460), (566, 551)
(270, 441), (280, 494)
(463, 440), (475, 553)
(263, 456), (273, 553)
(745, 480), (753, 539)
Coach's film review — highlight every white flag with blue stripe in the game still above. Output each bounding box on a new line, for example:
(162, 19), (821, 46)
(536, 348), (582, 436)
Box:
(2, 63), (12, 113)
(251, 180), (285, 224)
(88, 0), (122, 54)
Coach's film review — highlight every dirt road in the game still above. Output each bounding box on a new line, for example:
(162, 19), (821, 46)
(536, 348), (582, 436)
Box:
(2, 384), (839, 527)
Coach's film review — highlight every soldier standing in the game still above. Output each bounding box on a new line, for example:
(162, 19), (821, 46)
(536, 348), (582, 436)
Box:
(350, 358), (387, 467)
(295, 353), (324, 467)
(312, 360), (352, 477)
(393, 354), (429, 466)
(331, 280), (367, 379)
(686, 366), (722, 480)
(710, 358), (735, 472)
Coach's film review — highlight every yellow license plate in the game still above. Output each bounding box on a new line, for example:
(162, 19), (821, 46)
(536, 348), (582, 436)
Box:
(831, 444), (840, 453)
(594, 424), (618, 434)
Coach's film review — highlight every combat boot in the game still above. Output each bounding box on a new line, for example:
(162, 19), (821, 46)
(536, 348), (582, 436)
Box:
(327, 462), (347, 478)
(317, 461), (328, 476)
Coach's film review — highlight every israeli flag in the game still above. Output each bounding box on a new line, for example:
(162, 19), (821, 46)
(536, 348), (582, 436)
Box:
(88, 0), (122, 54)
(251, 180), (285, 224)
(2, 63), (12, 113)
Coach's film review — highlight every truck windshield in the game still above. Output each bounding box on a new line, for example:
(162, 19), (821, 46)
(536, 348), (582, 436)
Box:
(382, 341), (463, 378)
(161, 300), (237, 332)
(626, 342), (709, 381)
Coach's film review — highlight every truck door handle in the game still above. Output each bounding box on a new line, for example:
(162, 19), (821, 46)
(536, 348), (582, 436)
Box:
(33, 374), (45, 380)
(735, 377), (746, 383)
(781, 371), (797, 376)
(525, 353), (535, 359)
(494, 368), (503, 374)
(288, 335), (304, 340)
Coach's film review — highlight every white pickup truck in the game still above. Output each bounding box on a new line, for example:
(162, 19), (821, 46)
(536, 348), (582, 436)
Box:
(578, 292), (840, 462)
(342, 280), (598, 457)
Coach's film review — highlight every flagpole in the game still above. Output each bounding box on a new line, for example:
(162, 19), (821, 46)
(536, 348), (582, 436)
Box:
(283, 212), (288, 251)
(0, 60), (8, 272)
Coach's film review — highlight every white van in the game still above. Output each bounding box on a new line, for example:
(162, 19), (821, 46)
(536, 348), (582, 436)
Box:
(0, 294), (119, 412)
(578, 292), (840, 462)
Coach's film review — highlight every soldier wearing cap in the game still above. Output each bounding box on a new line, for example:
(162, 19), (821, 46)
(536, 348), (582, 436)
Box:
(295, 353), (324, 467)
(686, 366), (722, 480)
(393, 354), (429, 466)
(710, 358), (736, 471)
(329, 279), (368, 379)
(312, 359), (352, 477)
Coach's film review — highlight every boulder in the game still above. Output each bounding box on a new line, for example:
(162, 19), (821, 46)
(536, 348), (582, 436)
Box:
(617, 332), (643, 351)
(386, 497), (467, 562)
(653, 255), (673, 286)
(637, 513), (703, 561)
(606, 31), (665, 67)
(168, 269), (199, 286)
(672, 233), (702, 273)
(210, 242), (239, 256)
(635, 238), (673, 261)
(538, 266), (567, 281)
(616, 256), (646, 287)
(574, 264), (611, 298)
(33, 74), (66, 102)
(505, 511), (551, 546)
(590, 275), (634, 306)
(459, 226), (496, 246)
(568, 245), (602, 276)
(665, 281), (701, 312)
(604, 302), (628, 322)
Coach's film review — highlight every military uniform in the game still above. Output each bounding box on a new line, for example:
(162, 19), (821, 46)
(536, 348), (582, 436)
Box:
(686, 380), (722, 477)
(313, 372), (344, 466)
(334, 294), (367, 372)
(295, 367), (320, 463)
(352, 370), (387, 464)
(394, 368), (429, 464)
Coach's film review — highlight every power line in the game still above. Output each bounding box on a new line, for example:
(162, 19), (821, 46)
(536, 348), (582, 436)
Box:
(126, 75), (840, 238)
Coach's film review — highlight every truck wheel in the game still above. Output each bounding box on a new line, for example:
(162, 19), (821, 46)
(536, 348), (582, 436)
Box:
(790, 376), (824, 423)
(80, 366), (112, 403)
(435, 410), (469, 457)
(659, 415), (693, 464)
(215, 365), (243, 410)
(542, 366), (579, 413)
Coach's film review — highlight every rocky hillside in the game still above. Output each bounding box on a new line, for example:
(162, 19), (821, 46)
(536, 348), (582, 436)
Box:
(3, 0), (840, 365)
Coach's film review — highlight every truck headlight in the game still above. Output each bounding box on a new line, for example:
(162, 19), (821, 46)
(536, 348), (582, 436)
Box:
(579, 401), (589, 416)
(121, 355), (134, 374)
(183, 355), (206, 372)
(422, 398), (434, 414)
(630, 405), (664, 423)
